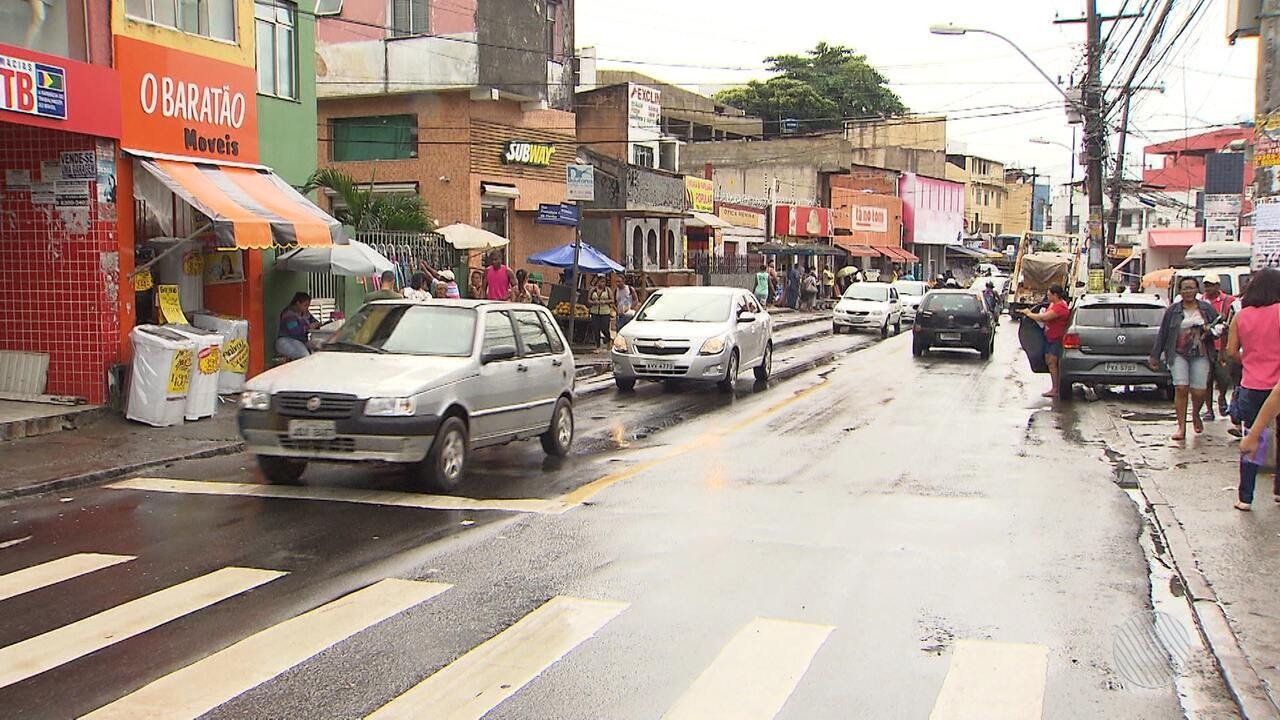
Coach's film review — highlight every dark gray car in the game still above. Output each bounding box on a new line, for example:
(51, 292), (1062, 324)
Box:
(1057, 293), (1171, 399)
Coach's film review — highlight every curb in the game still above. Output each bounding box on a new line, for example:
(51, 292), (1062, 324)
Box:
(0, 441), (246, 502)
(1102, 414), (1280, 719)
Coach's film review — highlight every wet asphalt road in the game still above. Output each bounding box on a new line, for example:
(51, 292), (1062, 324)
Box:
(0, 321), (1230, 718)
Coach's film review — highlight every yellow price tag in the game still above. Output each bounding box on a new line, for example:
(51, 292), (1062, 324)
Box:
(197, 346), (220, 375)
(156, 284), (188, 325)
(182, 250), (204, 276)
(167, 349), (193, 394)
(132, 269), (153, 292)
(222, 338), (249, 374)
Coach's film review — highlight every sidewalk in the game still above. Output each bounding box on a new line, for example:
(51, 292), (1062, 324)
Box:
(1101, 404), (1280, 716)
(0, 406), (243, 500)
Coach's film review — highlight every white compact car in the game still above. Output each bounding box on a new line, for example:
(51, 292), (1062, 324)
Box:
(610, 286), (772, 391)
(238, 300), (575, 491)
(892, 280), (927, 323)
(833, 282), (902, 337)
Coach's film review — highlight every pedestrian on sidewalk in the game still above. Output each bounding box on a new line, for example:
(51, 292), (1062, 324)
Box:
(1151, 276), (1219, 441)
(1200, 273), (1235, 421)
(364, 270), (401, 302)
(766, 261), (778, 306)
(1225, 268), (1280, 510)
(402, 272), (431, 301)
(1019, 285), (1069, 399)
(468, 269), (484, 300)
(483, 251), (517, 301)
(822, 267), (835, 299)
(614, 274), (637, 332)
(588, 275), (614, 349)
(800, 268), (819, 311)
(785, 264), (800, 309)
(754, 264), (771, 306)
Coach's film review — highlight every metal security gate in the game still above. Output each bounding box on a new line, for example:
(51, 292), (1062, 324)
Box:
(305, 230), (458, 305)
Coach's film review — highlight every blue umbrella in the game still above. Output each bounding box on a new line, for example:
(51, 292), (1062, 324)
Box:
(528, 242), (624, 273)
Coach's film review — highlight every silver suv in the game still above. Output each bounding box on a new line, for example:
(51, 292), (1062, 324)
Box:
(238, 300), (575, 491)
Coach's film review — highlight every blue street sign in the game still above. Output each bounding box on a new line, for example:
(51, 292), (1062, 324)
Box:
(536, 203), (579, 226)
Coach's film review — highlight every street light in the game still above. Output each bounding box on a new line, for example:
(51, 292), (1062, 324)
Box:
(1030, 134), (1077, 235)
(929, 24), (1076, 109)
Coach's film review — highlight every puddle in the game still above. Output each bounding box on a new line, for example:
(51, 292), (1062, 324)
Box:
(1121, 411), (1177, 423)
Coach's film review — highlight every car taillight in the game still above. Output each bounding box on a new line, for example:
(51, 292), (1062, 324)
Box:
(1062, 333), (1081, 349)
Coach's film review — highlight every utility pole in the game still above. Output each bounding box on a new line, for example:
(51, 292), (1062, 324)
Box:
(1084, 0), (1107, 289)
(1257, 0), (1280, 203)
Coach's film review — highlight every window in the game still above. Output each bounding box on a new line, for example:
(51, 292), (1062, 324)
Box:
(544, 0), (560, 59)
(482, 311), (517, 354)
(481, 202), (509, 239)
(328, 305), (476, 356)
(541, 313), (565, 353)
(513, 311), (553, 355)
(128, 0), (235, 41)
(646, 229), (658, 267)
(255, 1), (296, 99)
(995, 193), (1002, 209)
(391, 0), (427, 37)
(632, 144), (655, 168)
(631, 226), (644, 270)
(666, 229), (677, 269)
(1120, 211), (1133, 228)
(331, 115), (418, 161)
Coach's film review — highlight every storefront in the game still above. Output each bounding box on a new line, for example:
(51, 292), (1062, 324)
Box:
(831, 190), (913, 276)
(900, 173), (964, 281)
(116, 36), (342, 379)
(0, 43), (123, 404)
(715, 203), (766, 257)
(772, 204), (837, 273)
(472, 129), (577, 272)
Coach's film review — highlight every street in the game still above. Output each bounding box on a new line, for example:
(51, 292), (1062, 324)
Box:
(0, 321), (1242, 719)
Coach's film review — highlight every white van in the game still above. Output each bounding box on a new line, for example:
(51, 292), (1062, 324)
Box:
(1170, 241), (1252, 300)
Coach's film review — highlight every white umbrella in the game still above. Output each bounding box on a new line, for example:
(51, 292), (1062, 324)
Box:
(437, 223), (510, 250)
(274, 239), (394, 276)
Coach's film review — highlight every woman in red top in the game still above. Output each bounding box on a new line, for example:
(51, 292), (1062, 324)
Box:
(1020, 285), (1071, 399)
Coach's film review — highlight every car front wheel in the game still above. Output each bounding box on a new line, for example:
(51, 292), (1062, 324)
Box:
(257, 455), (306, 484)
(422, 416), (468, 492)
(718, 349), (740, 392)
(540, 397), (574, 457)
(880, 321), (889, 339)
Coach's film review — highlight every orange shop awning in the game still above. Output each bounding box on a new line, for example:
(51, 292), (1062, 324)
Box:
(833, 237), (878, 257)
(139, 158), (345, 250)
(892, 247), (920, 262)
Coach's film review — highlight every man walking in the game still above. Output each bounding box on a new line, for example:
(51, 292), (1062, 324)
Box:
(482, 251), (517, 301)
(785, 263), (800, 309)
(364, 270), (400, 302)
(1201, 273), (1235, 420)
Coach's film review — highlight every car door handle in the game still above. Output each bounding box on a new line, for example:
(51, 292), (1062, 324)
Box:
(551, 358), (564, 367)
(517, 364), (529, 372)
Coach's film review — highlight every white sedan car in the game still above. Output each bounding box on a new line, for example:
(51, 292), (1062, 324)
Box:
(611, 286), (773, 391)
(892, 280), (927, 322)
(833, 282), (903, 337)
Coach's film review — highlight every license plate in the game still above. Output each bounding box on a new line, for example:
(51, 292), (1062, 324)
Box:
(647, 361), (675, 372)
(288, 419), (337, 440)
(1103, 362), (1140, 374)
(938, 332), (961, 341)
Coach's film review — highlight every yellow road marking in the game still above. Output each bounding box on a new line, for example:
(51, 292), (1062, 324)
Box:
(663, 617), (834, 720)
(0, 553), (134, 603)
(83, 579), (450, 719)
(366, 595), (628, 720)
(0, 567), (284, 689)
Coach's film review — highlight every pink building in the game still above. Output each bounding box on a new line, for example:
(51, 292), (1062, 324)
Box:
(900, 173), (965, 278)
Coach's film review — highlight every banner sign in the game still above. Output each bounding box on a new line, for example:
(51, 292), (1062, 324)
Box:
(116, 36), (259, 163)
(851, 205), (889, 233)
(773, 204), (832, 237)
(566, 163), (594, 201)
(628, 84), (661, 129)
(717, 205), (765, 229)
(0, 52), (66, 120)
(684, 176), (714, 213)
(501, 140), (556, 166)
(1252, 202), (1280, 270)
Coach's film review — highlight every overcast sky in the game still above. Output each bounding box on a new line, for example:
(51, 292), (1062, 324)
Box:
(578, 0), (1255, 188)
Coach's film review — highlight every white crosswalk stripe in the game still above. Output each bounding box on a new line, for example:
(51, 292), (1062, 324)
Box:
(367, 595), (629, 720)
(108, 477), (574, 514)
(0, 566), (284, 690)
(928, 640), (1049, 720)
(663, 617), (834, 720)
(82, 578), (451, 720)
(0, 553), (134, 603)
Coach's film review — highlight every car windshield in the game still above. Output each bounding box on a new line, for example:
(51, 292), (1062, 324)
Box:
(844, 284), (889, 301)
(325, 304), (476, 356)
(635, 292), (732, 322)
(922, 294), (981, 313)
(1073, 305), (1164, 328)
(893, 281), (926, 297)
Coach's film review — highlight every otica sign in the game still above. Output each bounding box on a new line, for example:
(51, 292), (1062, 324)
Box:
(502, 140), (556, 167)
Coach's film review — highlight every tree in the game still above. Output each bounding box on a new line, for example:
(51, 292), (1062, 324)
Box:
(303, 167), (435, 233)
(714, 42), (907, 135)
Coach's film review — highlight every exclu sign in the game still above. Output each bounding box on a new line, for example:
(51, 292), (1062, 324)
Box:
(502, 140), (556, 167)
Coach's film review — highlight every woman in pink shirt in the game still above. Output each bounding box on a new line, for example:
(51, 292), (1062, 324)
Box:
(482, 251), (516, 301)
(1225, 268), (1280, 510)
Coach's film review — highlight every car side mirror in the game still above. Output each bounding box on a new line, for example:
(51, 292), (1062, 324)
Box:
(737, 312), (756, 324)
(481, 344), (518, 364)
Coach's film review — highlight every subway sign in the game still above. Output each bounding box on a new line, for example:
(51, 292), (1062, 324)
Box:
(502, 140), (556, 167)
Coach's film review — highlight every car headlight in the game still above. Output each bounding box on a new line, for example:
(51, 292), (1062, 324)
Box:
(240, 391), (270, 411)
(612, 335), (630, 353)
(365, 397), (416, 416)
(699, 336), (727, 355)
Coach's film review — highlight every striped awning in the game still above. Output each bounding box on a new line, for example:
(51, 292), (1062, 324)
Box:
(139, 159), (344, 250)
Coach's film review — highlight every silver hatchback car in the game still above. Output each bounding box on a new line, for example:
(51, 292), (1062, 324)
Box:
(610, 286), (773, 391)
(238, 300), (575, 491)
